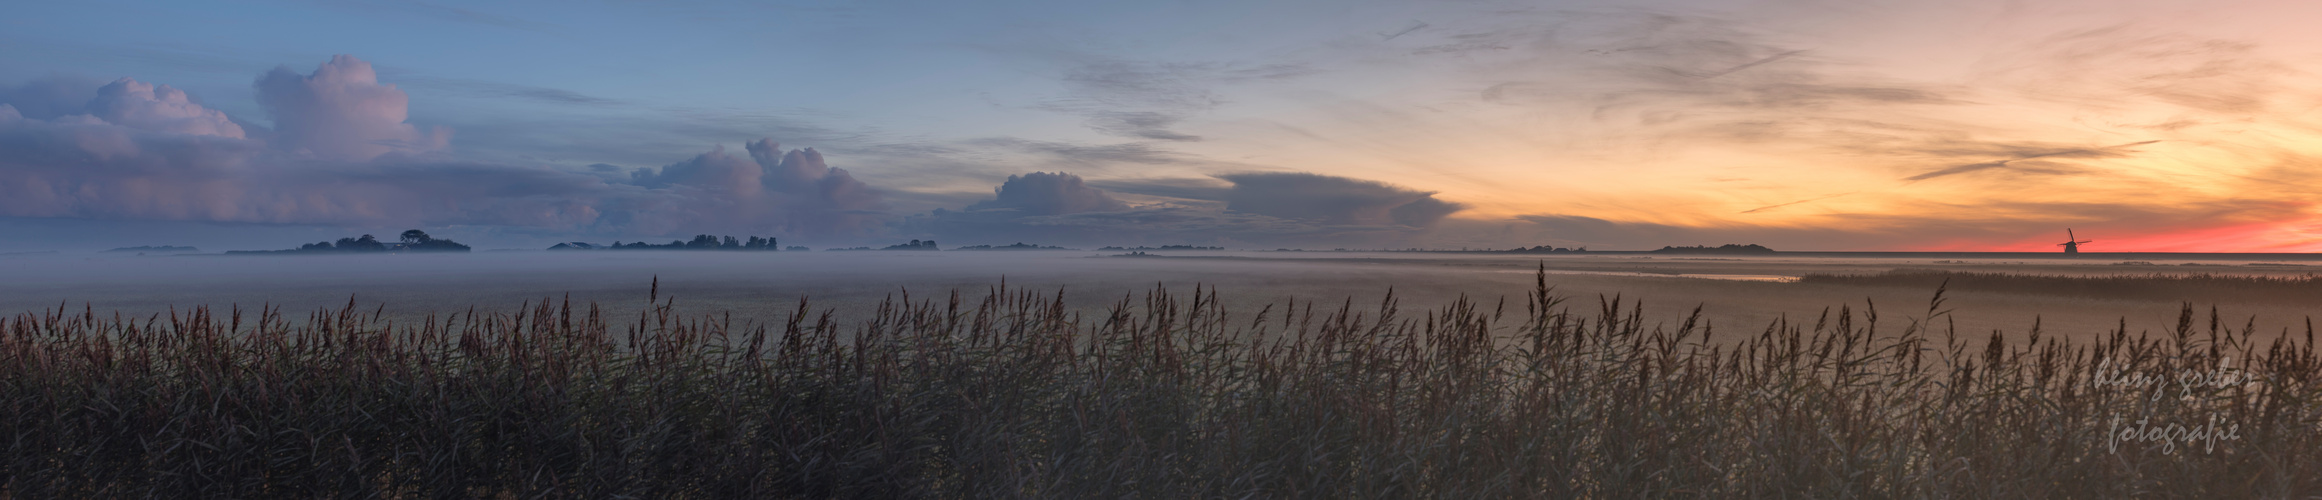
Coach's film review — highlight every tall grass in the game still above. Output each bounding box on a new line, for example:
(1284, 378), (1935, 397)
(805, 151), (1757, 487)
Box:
(4, 269), (2319, 498)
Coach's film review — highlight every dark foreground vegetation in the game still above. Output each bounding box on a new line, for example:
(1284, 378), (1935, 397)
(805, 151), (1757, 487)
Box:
(1803, 268), (2322, 303)
(4, 270), (2319, 497)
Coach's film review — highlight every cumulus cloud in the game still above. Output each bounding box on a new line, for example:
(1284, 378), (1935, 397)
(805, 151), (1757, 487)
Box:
(0, 56), (590, 227)
(0, 53), (1475, 249)
(2, 53), (1488, 249)
(0, 72), (275, 223)
(616, 138), (888, 238)
(0, 55), (906, 241)
(904, 170), (1463, 248)
(89, 78), (246, 138)
(255, 55), (449, 161)
(749, 139), (884, 216)
(1215, 172), (1464, 226)
(629, 145), (761, 194)
(0, 97), (614, 228)
(964, 172), (1129, 216)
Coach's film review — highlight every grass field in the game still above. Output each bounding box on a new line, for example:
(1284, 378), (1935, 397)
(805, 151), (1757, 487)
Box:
(4, 267), (2318, 497)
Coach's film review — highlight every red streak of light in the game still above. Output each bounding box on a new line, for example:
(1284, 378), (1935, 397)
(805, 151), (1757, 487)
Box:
(1909, 218), (2322, 253)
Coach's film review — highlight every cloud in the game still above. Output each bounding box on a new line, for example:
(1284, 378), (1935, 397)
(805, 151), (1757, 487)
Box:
(628, 145), (761, 194)
(0, 56), (904, 241)
(0, 57), (575, 227)
(1903, 140), (2159, 182)
(395, 76), (621, 106)
(964, 137), (1188, 166)
(0, 76), (103, 120)
(1511, 194), (2307, 251)
(1215, 172), (1465, 226)
(273, 157), (611, 228)
(1085, 177), (1233, 201)
(0, 99), (609, 227)
(313, 0), (557, 32)
(616, 138), (889, 238)
(0, 106), (263, 221)
(1033, 56), (1311, 142)
(964, 172), (1129, 216)
(910, 203), (1426, 249)
(256, 55), (450, 161)
(748, 140), (888, 228)
(1084, 111), (1200, 142)
(901, 170), (1466, 248)
(89, 78), (246, 138)
(1977, 27), (2292, 118)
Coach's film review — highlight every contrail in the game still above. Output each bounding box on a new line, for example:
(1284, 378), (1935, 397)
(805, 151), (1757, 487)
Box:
(1379, 21), (1429, 41)
(1741, 192), (1856, 214)
(1697, 50), (1807, 80)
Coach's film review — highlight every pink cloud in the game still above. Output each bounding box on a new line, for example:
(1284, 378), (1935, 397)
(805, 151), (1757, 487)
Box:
(255, 55), (448, 161)
(88, 78), (245, 139)
(617, 138), (889, 238)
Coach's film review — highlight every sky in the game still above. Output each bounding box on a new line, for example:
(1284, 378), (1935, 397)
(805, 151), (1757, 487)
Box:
(6, 0), (2322, 252)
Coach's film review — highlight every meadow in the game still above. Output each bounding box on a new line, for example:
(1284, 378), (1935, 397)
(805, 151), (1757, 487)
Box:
(3, 251), (2320, 496)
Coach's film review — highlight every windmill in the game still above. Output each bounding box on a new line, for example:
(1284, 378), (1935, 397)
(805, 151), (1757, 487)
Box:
(2057, 229), (2092, 254)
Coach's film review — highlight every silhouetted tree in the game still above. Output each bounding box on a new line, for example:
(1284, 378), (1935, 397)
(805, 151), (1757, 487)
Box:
(545, 235), (779, 251)
(331, 235), (387, 251)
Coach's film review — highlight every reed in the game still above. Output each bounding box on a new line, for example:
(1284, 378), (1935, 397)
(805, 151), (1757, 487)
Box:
(3, 268), (2317, 498)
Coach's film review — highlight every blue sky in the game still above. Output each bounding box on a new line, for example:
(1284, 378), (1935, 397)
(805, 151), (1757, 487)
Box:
(9, 0), (2322, 252)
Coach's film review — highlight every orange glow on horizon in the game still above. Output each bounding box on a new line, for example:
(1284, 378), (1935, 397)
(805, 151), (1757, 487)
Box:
(1909, 218), (2322, 253)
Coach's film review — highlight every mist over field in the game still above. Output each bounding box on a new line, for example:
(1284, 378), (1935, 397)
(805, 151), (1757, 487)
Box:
(12, 249), (2322, 345)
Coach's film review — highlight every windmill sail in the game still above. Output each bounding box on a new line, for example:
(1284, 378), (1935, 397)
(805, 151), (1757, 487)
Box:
(2057, 229), (2091, 254)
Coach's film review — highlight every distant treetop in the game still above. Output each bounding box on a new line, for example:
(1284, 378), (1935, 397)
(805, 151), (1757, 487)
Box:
(1502, 245), (1587, 254)
(226, 231), (471, 254)
(883, 240), (939, 251)
(954, 242), (1074, 251)
(1651, 244), (1775, 254)
(1096, 245), (1225, 251)
(555, 235), (781, 251)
